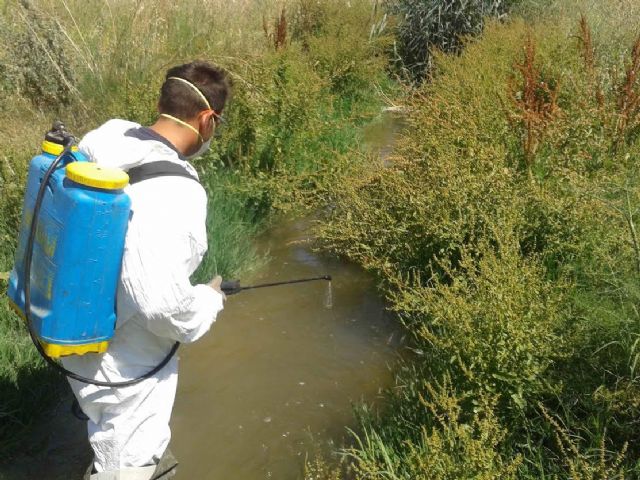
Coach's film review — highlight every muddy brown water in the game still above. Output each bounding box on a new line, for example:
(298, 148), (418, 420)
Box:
(171, 218), (404, 479)
(172, 112), (405, 479)
(0, 112), (404, 480)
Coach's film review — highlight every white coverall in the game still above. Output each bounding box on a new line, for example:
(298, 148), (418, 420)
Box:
(61, 119), (224, 477)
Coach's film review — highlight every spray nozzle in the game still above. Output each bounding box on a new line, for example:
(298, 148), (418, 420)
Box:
(221, 280), (242, 295)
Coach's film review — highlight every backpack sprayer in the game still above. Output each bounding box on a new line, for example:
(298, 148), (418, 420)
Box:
(7, 122), (332, 387)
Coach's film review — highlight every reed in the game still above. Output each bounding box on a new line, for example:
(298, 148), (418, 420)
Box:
(388, 0), (523, 82)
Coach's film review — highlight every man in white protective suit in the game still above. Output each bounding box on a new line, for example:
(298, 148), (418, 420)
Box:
(61, 61), (231, 480)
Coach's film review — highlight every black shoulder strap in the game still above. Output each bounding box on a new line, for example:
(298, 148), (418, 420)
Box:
(127, 161), (200, 185)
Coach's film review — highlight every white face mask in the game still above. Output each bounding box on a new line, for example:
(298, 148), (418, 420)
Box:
(186, 137), (211, 160)
(160, 113), (213, 160)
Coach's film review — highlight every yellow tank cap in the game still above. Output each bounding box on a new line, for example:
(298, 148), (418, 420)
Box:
(41, 140), (79, 156)
(66, 162), (129, 190)
(42, 340), (110, 358)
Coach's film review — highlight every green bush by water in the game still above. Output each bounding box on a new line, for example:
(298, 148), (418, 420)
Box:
(315, 0), (640, 477)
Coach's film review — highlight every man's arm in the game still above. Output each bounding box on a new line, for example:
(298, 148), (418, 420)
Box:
(119, 211), (224, 344)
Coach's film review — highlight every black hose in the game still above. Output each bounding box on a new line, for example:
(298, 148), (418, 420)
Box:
(23, 140), (178, 387)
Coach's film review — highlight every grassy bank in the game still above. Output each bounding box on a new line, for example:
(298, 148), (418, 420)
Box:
(315, 0), (640, 477)
(0, 0), (391, 461)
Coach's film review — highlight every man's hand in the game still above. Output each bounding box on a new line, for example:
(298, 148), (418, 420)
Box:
(208, 275), (226, 300)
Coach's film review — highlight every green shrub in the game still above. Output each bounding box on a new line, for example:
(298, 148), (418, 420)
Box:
(302, 1), (391, 99)
(395, 237), (567, 414)
(318, 3), (640, 477)
(0, 1), (76, 107)
(347, 379), (522, 480)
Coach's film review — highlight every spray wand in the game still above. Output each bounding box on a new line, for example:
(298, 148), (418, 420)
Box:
(221, 275), (332, 296)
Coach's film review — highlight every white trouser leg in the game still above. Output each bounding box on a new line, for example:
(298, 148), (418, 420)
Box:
(87, 369), (178, 471)
(66, 356), (179, 473)
(89, 465), (157, 480)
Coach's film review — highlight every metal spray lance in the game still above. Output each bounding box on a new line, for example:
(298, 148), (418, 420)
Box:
(221, 275), (333, 307)
(221, 275), (332, 294)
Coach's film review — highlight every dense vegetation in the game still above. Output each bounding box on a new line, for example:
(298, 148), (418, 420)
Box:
(3, 0), (640, 477)
(310, 0), (640, 477)
(0, 0), (391, 460)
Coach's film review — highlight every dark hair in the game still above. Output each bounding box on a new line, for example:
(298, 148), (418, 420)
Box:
(158, 61), (231, 120)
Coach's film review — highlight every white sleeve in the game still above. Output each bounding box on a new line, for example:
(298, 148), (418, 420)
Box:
(77, 119), (148, 170)
(119, 205), (224, 344)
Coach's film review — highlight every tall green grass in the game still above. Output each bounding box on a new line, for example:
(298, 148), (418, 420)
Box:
(0, 0), (391, 461)
(314, 0), (640, 477)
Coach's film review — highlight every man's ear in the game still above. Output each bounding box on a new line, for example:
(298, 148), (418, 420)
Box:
(197, 110), (215, 133)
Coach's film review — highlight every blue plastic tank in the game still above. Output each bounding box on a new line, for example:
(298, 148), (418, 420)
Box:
(8, 140), (131, 358)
